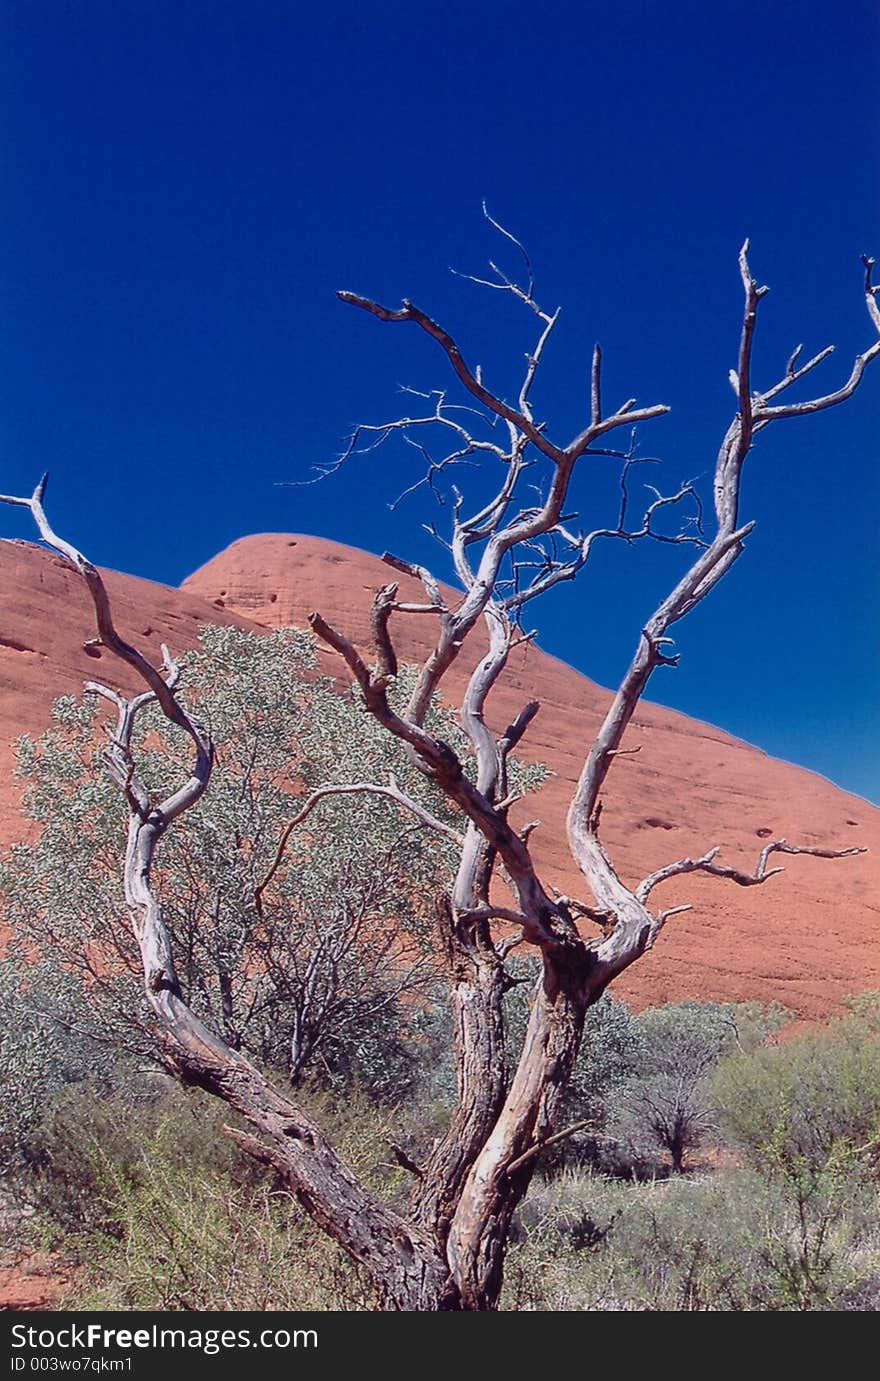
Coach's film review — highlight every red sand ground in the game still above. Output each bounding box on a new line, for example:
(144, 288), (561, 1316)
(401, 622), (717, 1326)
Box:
(0, 1254), (72, 1311)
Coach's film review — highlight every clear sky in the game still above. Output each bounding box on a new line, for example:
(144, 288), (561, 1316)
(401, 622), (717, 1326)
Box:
(1, 1), (878, 801)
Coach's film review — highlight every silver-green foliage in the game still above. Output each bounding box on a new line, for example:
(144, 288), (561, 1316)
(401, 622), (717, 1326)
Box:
(0, 624), (546, 1151)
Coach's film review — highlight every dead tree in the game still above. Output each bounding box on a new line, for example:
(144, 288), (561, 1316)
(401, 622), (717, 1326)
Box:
(2, 237), (877, 1310)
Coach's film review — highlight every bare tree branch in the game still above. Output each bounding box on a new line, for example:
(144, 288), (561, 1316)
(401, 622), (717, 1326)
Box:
(254, 777), (466, 918)
(750, 254), (880, 427)
(454, 904), (530, 927)
(638, 839), (867, 902)
(380, 550), (447, 611)
(0, 477), (212, 769)
(591, 343), (602, 426)
(338, 289), (669, 467)
(506, 1118), (599, 1176)
(563, 242), (878, 992)
(862, 254), (880, 334)
(337, 290), (566, 464)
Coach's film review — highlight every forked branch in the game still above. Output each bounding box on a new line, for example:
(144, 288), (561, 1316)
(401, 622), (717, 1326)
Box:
(567, 245), (878, 988)
(339, 289), (669, 462)
(638, 839), (867, 903)
(0, 476), (211, 763)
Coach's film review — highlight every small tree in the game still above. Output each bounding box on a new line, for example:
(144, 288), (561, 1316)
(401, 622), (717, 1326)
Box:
(0, 625), (477, 1125)
(2, 228), (877, 1310)
(613, 1000), (786, 1173)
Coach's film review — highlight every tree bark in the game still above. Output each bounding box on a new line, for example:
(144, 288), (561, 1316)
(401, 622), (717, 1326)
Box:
(414, 901), (508, 1256)
(447, 954), (592, 1309)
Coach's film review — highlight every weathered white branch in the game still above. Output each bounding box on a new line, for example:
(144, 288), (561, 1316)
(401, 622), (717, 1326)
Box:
(638, 839), (867, 902)
(255, 775), (465, 921)
(752, 252), (880, 426)
(280, 779), (462, 859)
(754, 340), (880, 424)
(454, 903), (530, 928)
(338, 290), (566, 464)
(380, 550), (447, 612)
(453, 209), (563, 424)
(566, 246), (877, 991)
(501, 482), (706, 612)
(757, 344), (836, 405)
(862, 255), (880, 334)
(0, 478), (209, 760)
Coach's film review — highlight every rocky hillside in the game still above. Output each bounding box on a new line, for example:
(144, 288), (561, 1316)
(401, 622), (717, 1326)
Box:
(0, 534), (876, 1017)
(182, 533), (880, 1017)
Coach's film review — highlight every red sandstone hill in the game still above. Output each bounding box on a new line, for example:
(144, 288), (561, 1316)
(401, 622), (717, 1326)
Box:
(0, 541), (263, 844)
(0, 533), (876, 1018)
(183, 533), (880, 1018)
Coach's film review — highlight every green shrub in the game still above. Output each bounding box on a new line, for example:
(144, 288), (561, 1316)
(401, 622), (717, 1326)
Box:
(593, 998), (785, 1174)
(504, 1165), (880, 1311)
(16, 1079), (260, 1238)
(712, 1022), (880, 1178)
(68, 1156), (362, 1312)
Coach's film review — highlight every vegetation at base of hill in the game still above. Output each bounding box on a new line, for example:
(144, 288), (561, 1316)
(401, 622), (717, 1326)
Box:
(5, 991), (880, 1312)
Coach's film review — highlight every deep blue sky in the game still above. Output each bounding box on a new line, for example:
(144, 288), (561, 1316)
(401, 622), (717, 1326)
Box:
(1, 1), (878, 801)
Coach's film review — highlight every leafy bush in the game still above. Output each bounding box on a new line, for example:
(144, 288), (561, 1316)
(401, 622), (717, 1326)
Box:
(712, 1016), (880, 1178)
(17, 1078), (416, 1310)
(13, 1078), (260, 1233)
(0, 626), (488, 1144)
(0, 959), (131, 1173)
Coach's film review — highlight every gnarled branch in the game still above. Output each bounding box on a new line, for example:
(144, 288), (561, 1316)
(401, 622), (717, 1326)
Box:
(638, 839), (867, 902)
